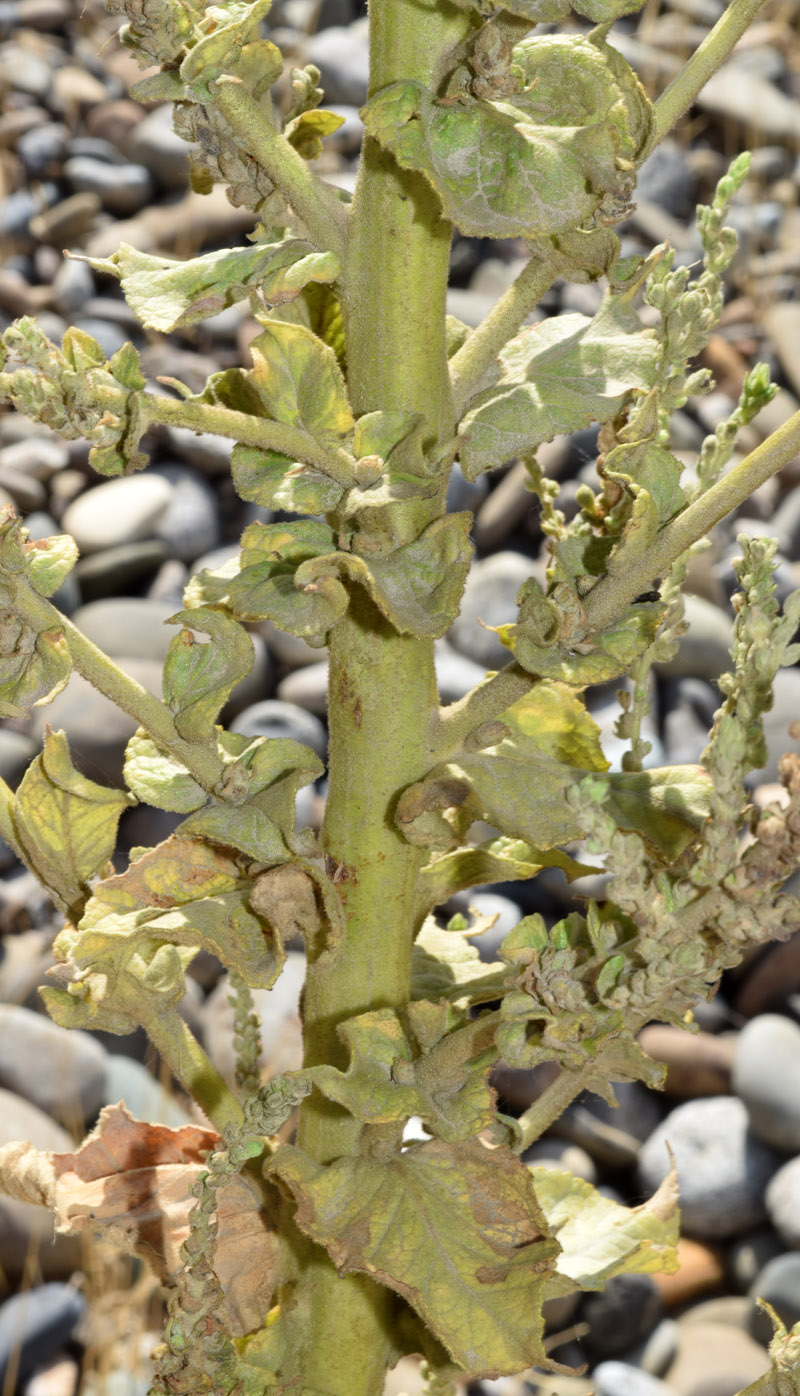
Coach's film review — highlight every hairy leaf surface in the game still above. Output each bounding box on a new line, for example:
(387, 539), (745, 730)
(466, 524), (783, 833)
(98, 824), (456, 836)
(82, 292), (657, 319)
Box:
(162, 607), (253, 741)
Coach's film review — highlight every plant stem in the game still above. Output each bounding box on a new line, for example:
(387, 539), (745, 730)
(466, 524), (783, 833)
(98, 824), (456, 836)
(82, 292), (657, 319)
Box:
(647, 0), (770, 153)
(516, 1059), (602, 1151)
(145, 392), (356, 484)
(213, 77), (349, 261)
(434, 662), (534, 756)
(139, 1004), (244, 1135)
(585, 409), (800, 632)
(449, 249), (564, 418)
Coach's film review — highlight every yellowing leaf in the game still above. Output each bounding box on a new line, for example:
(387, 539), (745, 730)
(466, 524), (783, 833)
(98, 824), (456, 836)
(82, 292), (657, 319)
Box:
(412, 915), (507, 1010)
(24, 533), (79, 598)
(123, 729), (207, 813)
(249, 320), (354, 445)
(0, 612), (71, 719)
(232, 445), (345, 516)
(530, 1163), (679, 1288)
(12, 728), (132, 920)
(162, 608), (254, 741)
(271, 1138), (558, 1376)
(285, 109), (345, 160)
(419, 837), (599, 908)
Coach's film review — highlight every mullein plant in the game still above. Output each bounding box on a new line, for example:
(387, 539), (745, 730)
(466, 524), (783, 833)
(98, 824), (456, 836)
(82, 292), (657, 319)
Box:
(0, 0), (799, 1390)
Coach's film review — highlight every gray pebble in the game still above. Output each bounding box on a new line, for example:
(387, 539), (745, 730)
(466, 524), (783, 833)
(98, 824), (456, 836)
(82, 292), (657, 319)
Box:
(0, 1285), (87, 1389)
(149, 463), (221, 563)
(581, 1275), (663, 1362)
(75, 540), (168, 600)
(0, 1089), (81, 1280)
(0, 1004), (108, 1127)
(591, 1361), (677, 1396)
(447, 551), (539, 669)
(64, 155), (155, 216)
(766, 1155), (800, 1248)
(63, 473), (173, 554)
(277, 660), (329, 716)
(72, 597), (180, 662)
(635, 1318), (680, 1378)
(0, 730), (37, 788)
(434, 639), (491, 704)
(125, 105), (192, 189)
(523, 1140), (596, 1183)
(661, 676), (720, 766)
(260, 620), (325, 669)
(66, 136), (126, 164)
(0, 435), (69, 480)
(0, 466), (46, 513)
(447, 462), (488, 515)
(727, 1228), (785, 1294)
(30, 658), (163, 785)
(733, 1014), (800, 1152)
(747, 1252), (800, 1347)
(653, 594), (733, 682)
(160, 424), (238, 475)
(0, 44), (53, 101)
(16, 122), (69, 177)
(230, 699), (327, 760)
(0, 184), (59, 242)
(750, 668), (800, 783)
(306, 20), (370, 105)
(464, 892), (522, 961)
(639, 1097), (779, 1239)
(50, 255), (96, 316)
(635, 137), (697, 219)
(102, 1055), (194, 1128)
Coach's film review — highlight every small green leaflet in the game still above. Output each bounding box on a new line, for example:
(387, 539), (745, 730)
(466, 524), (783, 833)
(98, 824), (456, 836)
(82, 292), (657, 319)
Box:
(162, 608), (254, 741)
(78, 240), (341, 334)
(271, 1138), (559, 1376)
(249, 320), (354, 446)
(123, 730), (207, 814)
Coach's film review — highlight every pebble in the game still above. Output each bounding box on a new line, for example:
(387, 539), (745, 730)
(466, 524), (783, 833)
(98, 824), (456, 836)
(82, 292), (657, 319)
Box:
(63, 155), (154, 217)
(306, 20), (370, 105)
(22, 510), (80, 615)
(765, 1156), (800, 1248)
(727, 1229), (785, 1295)
(0, 1089), (81, 1280)
(62, 475), (174, 555)
(16, 122), (69, 178)
(30, 659), (164, 786)
(734, 934), (800, 1018)
(23, 1355), (81, 1396)
(434, 640), (491, 705)
(635, 1318), (679, 1378)
(148, 463), (221, 563)
(747, 1252), (800, 1347)
(260, 620), (325, 670)
(463, 892), (522, 961)
(733, 1014), (800, 1152)
(30, 192), (101, 248)
(750, 669), (800, 783)
(638, 1098), (779, 1239)
(74, 540), (169, 600)
(0, 464), (47, 512)
(654, 594), (733, 682)
(0, 1004), (108, 1128)
(0, 730), (37, 788)
(661, 677), (720, 766)
(580, 1275), (663, 1362)
(124, 105), (192, 189)
(635, 137), (697, 220)
(69, 316), (131, 360)
(277, 660), (329, 717)
(0, 435), (70, 480)
(71, 597), (181, 663)
(590, 1363), (677, 1396)
(102, 1055), (194, 1129)
(159, 424), (239, 476)
(229, 699), (327, 761)
(523, 1140), (596, 1183)
(652, 1238), (726, 1308)
(638, 1025), (734, 1098)
(447, 551), (540, 670)
(664, 1321), (769, 1396)
(0, 1286), (87, 1389)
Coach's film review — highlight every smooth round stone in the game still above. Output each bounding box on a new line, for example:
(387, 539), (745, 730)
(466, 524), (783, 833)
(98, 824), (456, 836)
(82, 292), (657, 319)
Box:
(635, 137), (697, 219)
(664, 1322), (769, 1396)
(160, 423), (237, 475)
(580, 1276), (663, 1362)
(16, 122), (69, 176)
(203, 954), (306, 1086)
(747, 1252), (800, 1346)
(277, 661), (329, 717)
(0, 1004), (108, 1127)
(434, 639), (491, 704)
(635, 1318), (679, 1378)
(75, 539), (168, 600)
(0, 1089), (81, 1280)
(661, 677), (720, 766)
(51, 254), (95, 316)
(30, 658), (163, 785)
(733, 1014), (800, 1151)
(0, 464), (46, 512)
(103, 1055), (193, 1128)
(64, 154), (154, 215)
(146, 557), (189, 608)
(447, 551), (538, 669)
(447, 462), (488, 515)
(0, 435), (69, 479)
(464, 892), (521, 961)
(72, 597), (179, 662)
(766, 1156), (800, 1247)
(523, 1141), (596, 1183)
(638, 1023), (734, 1099)
(63, 474), (173, 553)
(727, 1228), (785, 1294)
(229, 699), (327, 760)
(260, 620), (324, 669)
(149, 463), (220, 563)
(0, 1286), (87, 1389)
(23, 1355), (81, 1396)
(591, 1362), (677, 1396)
(0, 44), (52, 100)
(654, 594), (733, 681)
(0, 729), (37, 787)
(125, 104), (192, 188)
(639, 1097), (779, 1239)
(306, 21), (370, 104)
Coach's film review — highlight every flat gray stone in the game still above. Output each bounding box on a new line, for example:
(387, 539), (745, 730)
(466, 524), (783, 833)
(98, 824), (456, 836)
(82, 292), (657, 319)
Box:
(63, 474), (173, 555)
(733, 1014), (800, 1152)
(654, 593), (734, 681)
(447, 551), (540, 669)
(0, 1088), (81, 1280)
(0, 1004), (107, 1127)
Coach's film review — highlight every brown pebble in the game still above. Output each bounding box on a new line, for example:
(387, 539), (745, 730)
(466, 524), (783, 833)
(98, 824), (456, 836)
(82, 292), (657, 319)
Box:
(652, 1237), (725, 1307)
(638, 1024), (734, 1098)
(29, 191), (100, 245)
(734, 931), (800, 1017)
(85, 98), (147, 153)
(701, 334), (748, 400)
(665, 1321), (769, 1396)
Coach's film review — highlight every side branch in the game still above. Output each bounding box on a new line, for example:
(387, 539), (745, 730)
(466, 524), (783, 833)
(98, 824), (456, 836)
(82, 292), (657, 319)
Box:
(585, 409), (800, 633)
(449, 250), (564, 417)
(214, 77), (349, 262)
(434, 662), (535, 756)
(647, 0), (771, 154)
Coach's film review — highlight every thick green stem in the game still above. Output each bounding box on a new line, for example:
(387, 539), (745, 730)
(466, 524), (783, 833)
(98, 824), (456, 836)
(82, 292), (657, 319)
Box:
(213, 77), (349, 260)
(139, 1005), (244, 1135)
(146, 392), (356, 484)
(585, 409), (800, 632)
(647, 0), (770, 153)
(449, 250), (564, 418)
(516, 1059), (601, 1151)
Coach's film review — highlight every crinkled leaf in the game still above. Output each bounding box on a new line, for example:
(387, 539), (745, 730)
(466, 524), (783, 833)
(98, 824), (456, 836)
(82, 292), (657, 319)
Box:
(459, 294), (658, 477)
(419, 837), (599, 907)
(271, 1138), (558, 1376)
(606, 764), (713, 861)
(123, 730), (207, 814)
(231, 444), (345, 514)
(25, 533), (79, 598)
(508, 682), (609, 771)
(505, 583), (666, 686)
(249, 320), (353, 445)
(80, 240), (340, 333)
(162, 608), (253, 741)
(412, 914), (508, 1009)
(530, 1163), (679, 1288)
(184, 551), (241, 610)
(285, 109), (345, 160)
(179, 0), (274, 95)
(178, 802), (288, 864)
(0, 613), (71, 718)
(12, 729), (132, 919)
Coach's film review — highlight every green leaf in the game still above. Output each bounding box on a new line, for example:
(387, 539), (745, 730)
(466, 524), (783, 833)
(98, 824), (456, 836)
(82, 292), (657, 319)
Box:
(12, 728), (132, 919)
(123, 729), (207, 814)
(458, 292), (658, 477)
(412, 914), (508, 1009)
(530, 1163), (679, 1288)
(0, 614), (71, 718)
(227, 519), (343, 643)
(231, 444), (345, 515)
(179, 0), (274, 95)
(285, 108), (345, 159)
(249, 320), (354, 445)
(605, 764), (713, 861)
(310, 1009), (420, 1125)
(271, 1138), (558, 1376)
(24, 532), (79, 598)
(162, 608), (254, 741)
(80, 240), (341, 334)
(361, 35), (651, 243)
(419, 836), (599, 908)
